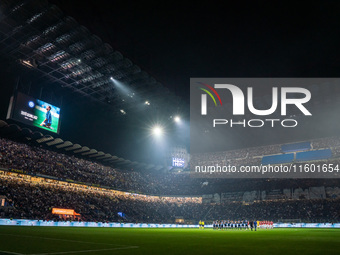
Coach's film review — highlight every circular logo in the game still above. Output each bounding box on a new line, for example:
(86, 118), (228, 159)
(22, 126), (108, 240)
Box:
(28, 101), (35, 108)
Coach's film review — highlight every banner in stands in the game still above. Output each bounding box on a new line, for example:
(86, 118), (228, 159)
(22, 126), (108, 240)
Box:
(0, 219), (200, 228)
(52, 208), (79, 216)
(1, 219), (340, 228)
(274, 223), (340, 228)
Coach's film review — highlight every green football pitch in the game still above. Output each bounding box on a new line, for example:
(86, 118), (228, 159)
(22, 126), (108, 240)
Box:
(0, 226), (340, 255)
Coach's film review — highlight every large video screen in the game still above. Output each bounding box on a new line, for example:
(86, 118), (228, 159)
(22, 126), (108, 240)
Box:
(7, 92), (61, 134)
(172, 157), (185, 168)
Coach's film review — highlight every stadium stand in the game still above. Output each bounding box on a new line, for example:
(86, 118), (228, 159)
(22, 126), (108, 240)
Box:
(2, 136), (340, 196)
(281, 142), (311, 152)
(0, 136), (208, 195)
(0, 174), (203, 223)
(1, 135), (340, 224)
(191, 136), (340, 168)
(1, 174), (340, 223)
(296, 149), (332, 162)
(261, 153), (294, 165)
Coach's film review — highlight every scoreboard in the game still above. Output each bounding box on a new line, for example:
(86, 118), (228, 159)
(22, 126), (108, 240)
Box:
(7, 92), (61, 134)
(172, 157), (185, 168)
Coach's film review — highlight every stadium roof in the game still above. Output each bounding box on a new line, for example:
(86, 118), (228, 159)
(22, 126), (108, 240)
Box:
(0, 119), (165, 171)
(0, 0), (185, 116)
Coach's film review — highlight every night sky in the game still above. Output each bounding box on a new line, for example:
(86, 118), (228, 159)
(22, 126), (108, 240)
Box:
(49, 0), (340, 92)
(2, 1), (340, 162)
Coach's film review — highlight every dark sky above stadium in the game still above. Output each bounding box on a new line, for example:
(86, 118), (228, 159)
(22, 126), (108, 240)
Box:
(2, 1), (340, 162)
(49, 1), (340, 95)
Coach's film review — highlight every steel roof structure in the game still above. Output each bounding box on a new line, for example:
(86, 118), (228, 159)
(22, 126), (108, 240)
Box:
(0, 0), (185, 115)
(0, 0), (187, 171)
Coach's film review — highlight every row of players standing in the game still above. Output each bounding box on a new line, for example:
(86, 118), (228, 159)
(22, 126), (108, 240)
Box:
(213, 220), (258, 231)
(213, 220), (274, 230)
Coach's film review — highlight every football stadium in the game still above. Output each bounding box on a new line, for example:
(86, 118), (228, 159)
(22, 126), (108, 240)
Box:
(1, 1), (340, 254)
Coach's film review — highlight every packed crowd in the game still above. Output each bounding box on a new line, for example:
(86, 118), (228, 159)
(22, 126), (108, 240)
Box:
(312, 136), (340, 149)
(1, 137), (340, 197)
(0, 137), (204, 195)
(0, 175), (204, 223)
(205, 199), (340, 223)
(190, 144), (282, 168)
(190, 137), (340, 169)
(0, 176), (339, 223)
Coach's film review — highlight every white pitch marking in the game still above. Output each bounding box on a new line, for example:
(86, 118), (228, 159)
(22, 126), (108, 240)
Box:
(29, 246), (139, 255)
(0, 250), (25, 255)
(0, 233), (132, 247)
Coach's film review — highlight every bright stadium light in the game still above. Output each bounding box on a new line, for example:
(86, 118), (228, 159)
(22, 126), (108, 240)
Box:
(174, 116), (181, 123)
(152, 126), (163, 136)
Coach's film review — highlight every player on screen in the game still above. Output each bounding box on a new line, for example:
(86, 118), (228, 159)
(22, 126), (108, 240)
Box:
(40, 105), (53, 129)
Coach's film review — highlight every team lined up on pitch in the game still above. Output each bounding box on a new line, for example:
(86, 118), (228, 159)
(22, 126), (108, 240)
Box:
(213, 220), (274, 231)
